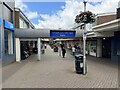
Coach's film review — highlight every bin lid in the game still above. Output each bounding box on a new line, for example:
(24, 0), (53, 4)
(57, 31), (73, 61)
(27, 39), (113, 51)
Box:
(75, 54), (83, 57)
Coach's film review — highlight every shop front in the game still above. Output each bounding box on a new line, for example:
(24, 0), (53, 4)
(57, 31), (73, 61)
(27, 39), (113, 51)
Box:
(111, 31), (120, 61)
(86, 37), (103, 58)
(20, 41), (34, 60)
(3, 20), (15, 66)
(86, 38), (97, 57)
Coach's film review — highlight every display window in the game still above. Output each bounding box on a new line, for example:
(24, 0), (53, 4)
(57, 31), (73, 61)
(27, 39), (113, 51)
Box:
(90, 41), (96, 52)
(4, 29), (13, 55)
(89, 41), (97, 56)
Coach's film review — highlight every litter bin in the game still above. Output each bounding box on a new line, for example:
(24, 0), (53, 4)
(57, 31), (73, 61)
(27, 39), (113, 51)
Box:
(33, 48), (38, 53)
(75, 54), (83, 74)
(54, 47), (58, 52)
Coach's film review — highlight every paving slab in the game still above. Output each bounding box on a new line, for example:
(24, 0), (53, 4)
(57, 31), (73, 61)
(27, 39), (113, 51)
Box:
(2, 45), (118, 88)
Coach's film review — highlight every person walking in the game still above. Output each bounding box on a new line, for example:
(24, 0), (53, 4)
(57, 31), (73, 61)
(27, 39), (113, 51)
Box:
(58, 44), (62, 56)
(72, 46), (76, 56)
(41, 44), (45, 54)
(60, 43), (64, 49)
(44, 44), (47, 49)
(62, 47), (66, 58)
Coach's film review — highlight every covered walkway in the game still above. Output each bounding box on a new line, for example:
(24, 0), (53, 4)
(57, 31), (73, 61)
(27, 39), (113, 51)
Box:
(3, 45), (118, 88)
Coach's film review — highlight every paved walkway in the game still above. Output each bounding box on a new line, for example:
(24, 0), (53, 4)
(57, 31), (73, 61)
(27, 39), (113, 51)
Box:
(2, 45), (118, 88)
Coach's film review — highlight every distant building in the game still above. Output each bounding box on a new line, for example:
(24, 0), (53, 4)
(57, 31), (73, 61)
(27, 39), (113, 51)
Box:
(15, 8), (35, 60)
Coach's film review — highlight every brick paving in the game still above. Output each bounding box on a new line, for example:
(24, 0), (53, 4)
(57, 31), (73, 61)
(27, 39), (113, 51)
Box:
(2, 45), (118, 88)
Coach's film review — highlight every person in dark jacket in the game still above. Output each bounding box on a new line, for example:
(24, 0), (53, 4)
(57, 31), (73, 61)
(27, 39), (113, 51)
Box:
(62, 48), (66, 58)
(60, 43), (64, 49)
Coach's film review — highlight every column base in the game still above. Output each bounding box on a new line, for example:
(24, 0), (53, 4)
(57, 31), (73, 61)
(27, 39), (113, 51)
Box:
(16, 61), (21, 63)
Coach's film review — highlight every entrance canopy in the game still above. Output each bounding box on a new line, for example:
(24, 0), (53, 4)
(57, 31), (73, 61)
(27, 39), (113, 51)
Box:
(15, 28), (83, 38)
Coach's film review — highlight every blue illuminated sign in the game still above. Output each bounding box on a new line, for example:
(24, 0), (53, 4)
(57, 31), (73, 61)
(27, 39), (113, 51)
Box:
(0, 18), (1, 26)
(4, 20), (14, 31)
(50, 31), (76, 37)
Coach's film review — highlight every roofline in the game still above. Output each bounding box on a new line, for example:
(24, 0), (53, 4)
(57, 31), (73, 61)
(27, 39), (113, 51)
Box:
(72, 23), (84, 29)
(93, 19), (120, 29)
(96, 12), (116, 17)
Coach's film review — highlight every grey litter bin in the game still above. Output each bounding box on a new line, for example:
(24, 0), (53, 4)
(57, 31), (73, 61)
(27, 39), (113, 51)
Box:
(54, 47), (58, 52)
(75, 54), (83, 74)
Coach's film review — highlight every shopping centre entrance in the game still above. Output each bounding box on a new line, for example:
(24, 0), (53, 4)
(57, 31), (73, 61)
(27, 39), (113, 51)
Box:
(15, 28), (83, 62)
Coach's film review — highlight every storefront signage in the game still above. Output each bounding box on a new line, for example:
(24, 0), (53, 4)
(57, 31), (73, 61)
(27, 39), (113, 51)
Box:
(4, 20), (14, 31)
(50, 31), (76, 37)
(0, 18), (1, 26)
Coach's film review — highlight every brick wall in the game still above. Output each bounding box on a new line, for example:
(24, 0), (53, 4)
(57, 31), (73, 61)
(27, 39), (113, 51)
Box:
(96, 14), (117, 25)
(15, 11), (20, 28)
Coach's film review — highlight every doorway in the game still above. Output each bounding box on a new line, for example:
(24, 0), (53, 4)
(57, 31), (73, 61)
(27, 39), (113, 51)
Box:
(102, 37), (111, 58)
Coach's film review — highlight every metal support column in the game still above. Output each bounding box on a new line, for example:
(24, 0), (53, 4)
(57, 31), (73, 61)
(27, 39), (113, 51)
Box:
(38, 38), (41, 61)
(16, 38), (21, 62)
(83, 0), (87, 75)
(0, 2), (3, 90)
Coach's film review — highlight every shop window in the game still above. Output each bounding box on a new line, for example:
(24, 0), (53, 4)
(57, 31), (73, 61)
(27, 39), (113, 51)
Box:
(20, 17), (29, 28)
(90, 41), (97, 53)
(89, 41), (97, 56)
(20, 17), (24, 28)
(4, 30), (13, 54)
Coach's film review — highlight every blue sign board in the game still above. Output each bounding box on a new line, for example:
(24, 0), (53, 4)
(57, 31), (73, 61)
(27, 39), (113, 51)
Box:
(0, 18), (1, 26)
(4, 20), (14, 31)
(50, 31), (76, 37)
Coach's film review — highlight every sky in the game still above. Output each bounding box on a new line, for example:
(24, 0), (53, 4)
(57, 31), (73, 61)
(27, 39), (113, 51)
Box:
(15, 0), (120, 29)
(24, 2), (66, 24)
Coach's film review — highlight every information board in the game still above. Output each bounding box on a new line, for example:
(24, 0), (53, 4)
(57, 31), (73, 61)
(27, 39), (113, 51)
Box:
(50, 31), (76, 37)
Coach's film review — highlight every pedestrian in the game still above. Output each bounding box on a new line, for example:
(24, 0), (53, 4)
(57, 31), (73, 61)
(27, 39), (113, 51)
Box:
(72, 46), (75, 56)
(44, 44), (47, 49)
(60, 43), (64, 49)
(58, 44), (62, 56)
(41, 44), (45, 54)
(62, 47), (66, 58)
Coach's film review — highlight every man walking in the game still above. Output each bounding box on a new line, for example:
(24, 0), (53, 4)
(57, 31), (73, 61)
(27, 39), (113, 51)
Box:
(62, 47), (66, 58)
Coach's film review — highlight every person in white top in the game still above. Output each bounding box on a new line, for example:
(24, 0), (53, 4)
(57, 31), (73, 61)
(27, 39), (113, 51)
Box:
(58, 44), (62, 56)
(44, 44), (47, 49)
(72, 46), (76, 56)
